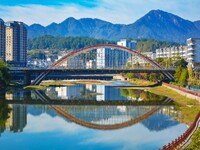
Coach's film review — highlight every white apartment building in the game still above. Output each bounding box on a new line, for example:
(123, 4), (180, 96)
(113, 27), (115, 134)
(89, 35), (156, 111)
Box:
(187, 38), (200, 68)
(156, 46), (187, 59)
(117, 39), (137, 50)
(96, 39), (137, 69)
(0, 18), (5, 61)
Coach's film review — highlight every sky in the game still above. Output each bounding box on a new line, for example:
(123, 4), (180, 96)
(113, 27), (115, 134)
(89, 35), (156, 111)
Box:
(0, 0), (199, 26)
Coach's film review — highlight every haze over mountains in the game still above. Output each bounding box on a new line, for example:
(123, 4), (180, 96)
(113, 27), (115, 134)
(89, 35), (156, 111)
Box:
(27, 10), (200, 43)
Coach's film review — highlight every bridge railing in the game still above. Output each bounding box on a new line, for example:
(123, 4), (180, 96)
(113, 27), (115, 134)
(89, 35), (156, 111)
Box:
(159, 111), (200, 150)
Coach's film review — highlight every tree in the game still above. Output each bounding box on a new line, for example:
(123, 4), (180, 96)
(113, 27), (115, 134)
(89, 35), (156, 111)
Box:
(0, 59), (11, 86)
(174, 65), (183, 82)
(149, 73), (157, 82)
(0, 103), (11, 128)
(126, 73), (134, 79)
(174, 58), (187, 68)
(178, 69), (188, 87)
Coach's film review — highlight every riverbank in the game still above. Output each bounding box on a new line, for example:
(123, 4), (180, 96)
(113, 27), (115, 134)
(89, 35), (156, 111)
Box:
(24, 85), (46, 90)
(124, 79), (200, 124)
(40, 80), (112, 86)
(149, 86), (200, 125)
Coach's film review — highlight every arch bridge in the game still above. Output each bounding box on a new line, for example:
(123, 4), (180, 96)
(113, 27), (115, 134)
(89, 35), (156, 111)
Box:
(32, 44), (174, 85)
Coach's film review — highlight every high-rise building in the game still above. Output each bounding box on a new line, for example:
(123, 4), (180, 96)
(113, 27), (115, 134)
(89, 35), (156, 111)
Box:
(0, 18), (5, 61)
(96, 39), (136, 69)
(187, 38), (200, 68)
(5, 21), (27, 67)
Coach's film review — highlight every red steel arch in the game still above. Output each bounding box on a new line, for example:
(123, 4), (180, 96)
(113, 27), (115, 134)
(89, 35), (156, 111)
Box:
(32, 44), (174, 85)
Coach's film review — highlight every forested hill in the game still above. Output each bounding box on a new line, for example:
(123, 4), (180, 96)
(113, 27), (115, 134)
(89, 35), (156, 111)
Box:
(137, 39), (180, 52)
(27, 35), (115, 50)
(27, 35), (180, 52)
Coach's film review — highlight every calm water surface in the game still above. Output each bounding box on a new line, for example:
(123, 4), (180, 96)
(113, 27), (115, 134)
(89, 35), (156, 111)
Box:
(0, 80), (187, 150)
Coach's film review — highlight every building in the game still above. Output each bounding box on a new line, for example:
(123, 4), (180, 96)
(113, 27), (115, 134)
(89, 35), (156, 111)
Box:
(117, 39), (137, 50)
(96, 39), (136, 69)
(127, 51), (156, 68)
(5, 21), (27, 67)
(156, 46), (187, 59)
(0, 18), (5, 61)
(187, 38), (200, 68)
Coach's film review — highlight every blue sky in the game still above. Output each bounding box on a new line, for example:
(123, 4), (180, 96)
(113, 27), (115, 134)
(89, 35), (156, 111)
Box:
(0, 0), (99, 7)
(0, 0), (199, 26)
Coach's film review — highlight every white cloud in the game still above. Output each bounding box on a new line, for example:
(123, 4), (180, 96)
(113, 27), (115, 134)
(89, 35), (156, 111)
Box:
(0, 0), (199, 26)
(82, 123), (187, 149)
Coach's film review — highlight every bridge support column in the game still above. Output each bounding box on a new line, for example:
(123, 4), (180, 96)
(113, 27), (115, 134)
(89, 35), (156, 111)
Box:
(24, 73), (31, 86)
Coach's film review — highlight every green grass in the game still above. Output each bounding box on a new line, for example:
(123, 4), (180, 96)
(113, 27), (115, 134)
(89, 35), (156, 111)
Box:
(23, 85), (46, 90)
(185, 128), (200, 150)
(40, 81), (75, 86)
(128, 78), (155, 86)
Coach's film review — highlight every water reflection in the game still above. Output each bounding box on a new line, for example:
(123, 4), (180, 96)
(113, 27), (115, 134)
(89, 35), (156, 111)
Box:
(45, 84), (166, 101)
(0, 81), (187, 149)
(1, 86), (166, 102)
(47, 84), (128, 101)
(0, 104), (27, 135)
(0, 104), (186, 150)
(0, 104), (180, 133)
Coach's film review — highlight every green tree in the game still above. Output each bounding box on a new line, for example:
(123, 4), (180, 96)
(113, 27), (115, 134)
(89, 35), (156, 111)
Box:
(178, 69), (188, 87)
(0, 59), (11, 86)
(149, 73), (157, 82)
(174, 58), (187, 68)
(0, 103), (11, 128)
(126, 73), (134, 79)
(140, 73), (149, 80)
(174, 65), (183, 82)
(120, 89), (129, 97)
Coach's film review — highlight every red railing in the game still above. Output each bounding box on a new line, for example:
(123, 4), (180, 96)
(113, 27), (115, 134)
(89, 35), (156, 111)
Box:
(159, 111), (200, 150)
(163, 82), (200, 97)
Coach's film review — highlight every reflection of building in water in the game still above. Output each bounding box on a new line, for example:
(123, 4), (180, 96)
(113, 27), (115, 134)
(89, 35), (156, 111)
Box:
(6, 104), (27, 132)
(53, 84), (128, 101)
(117, 106), (127, 113)
(141, 106), (180, 131)
(96, 84), (105, 101)
(96, 85), (128, 101)
(86, 84), (93, 91)
(55, 87), (68, 99)
(55, 84), (97, 100)
(28, 105), (57, 117)
(5, 91), (30, 100)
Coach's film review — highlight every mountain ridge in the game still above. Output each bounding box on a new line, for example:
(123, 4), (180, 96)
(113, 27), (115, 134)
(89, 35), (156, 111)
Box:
(27, 9), (200, 43)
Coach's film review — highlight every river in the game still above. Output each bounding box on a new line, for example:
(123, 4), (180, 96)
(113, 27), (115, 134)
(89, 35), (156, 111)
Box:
(0, 80), (187, 150)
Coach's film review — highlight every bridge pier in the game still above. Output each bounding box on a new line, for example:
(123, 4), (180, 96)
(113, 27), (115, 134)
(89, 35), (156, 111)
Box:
(24, 73), (31, 86)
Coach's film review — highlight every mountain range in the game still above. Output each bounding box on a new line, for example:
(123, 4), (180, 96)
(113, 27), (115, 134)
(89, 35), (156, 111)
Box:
(27, 9), (200, 43)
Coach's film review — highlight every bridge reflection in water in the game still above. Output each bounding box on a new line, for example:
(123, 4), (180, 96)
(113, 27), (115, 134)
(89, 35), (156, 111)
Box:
(28, 90), (176, 130)
(0, 89), (180, 133)
(0, 103), (180, 135)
